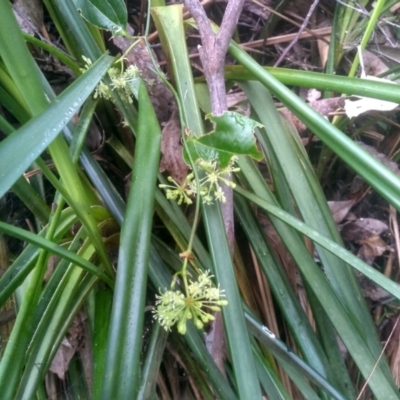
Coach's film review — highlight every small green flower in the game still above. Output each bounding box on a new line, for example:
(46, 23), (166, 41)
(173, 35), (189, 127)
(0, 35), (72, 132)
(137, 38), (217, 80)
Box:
(94, 81), (112, 101)
(154, 270), (228, 334)
(124, 65), (140, 81)
(214, 186), (226, 202)
(79, 55), (93, 73)
(160, 157), (240, 206)
(145, 78), (156, 87)
(159, 174), (194, 205)
(82, 61), (140, 104)
(194, 158), (239, 204)
(111, 75), (127, 90)
(154, 290), (186, 331)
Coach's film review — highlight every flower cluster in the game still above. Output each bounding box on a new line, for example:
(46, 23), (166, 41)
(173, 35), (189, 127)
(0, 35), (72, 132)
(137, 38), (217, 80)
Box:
(153, 271), (228, 334)
(80, 56), (139, 104)
(159, 157), (240, 206)
(159, 173), (195, 205)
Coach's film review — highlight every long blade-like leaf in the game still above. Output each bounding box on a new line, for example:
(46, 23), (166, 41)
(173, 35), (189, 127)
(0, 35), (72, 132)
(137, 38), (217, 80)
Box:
(101, 79), (161, 399)
(0, 54), (113, 199)
(152, 6), (263, 398)
(229, 42), (400, 211)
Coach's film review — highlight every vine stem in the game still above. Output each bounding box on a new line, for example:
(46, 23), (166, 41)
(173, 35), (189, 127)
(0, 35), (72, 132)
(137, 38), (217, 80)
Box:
(143, 37), (203, 285)
(183, 0), (246, 372)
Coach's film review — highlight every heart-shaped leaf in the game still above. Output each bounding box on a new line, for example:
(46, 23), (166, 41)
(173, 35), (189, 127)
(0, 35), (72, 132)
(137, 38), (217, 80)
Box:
(72, 0), (127, 36)
(184, 111), (263, 167)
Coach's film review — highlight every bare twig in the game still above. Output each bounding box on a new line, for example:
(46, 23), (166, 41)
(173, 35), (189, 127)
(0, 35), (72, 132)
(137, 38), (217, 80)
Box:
(156, 27), (332, 65)
(274, 0), (320, 67)
(356, 315), (400, 399)
(184, 0), (245, 114)
(243, 26), (331, 49)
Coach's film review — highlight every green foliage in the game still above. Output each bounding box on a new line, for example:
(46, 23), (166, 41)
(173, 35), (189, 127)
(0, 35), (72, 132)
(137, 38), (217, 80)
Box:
(71, 0), (127, 36)
(0, 54), (113, 199)
(100, 77), (161, 399)
(184, 112), (263, 167)
(154, 270), (228, 335)
(1, 0), (400, 399)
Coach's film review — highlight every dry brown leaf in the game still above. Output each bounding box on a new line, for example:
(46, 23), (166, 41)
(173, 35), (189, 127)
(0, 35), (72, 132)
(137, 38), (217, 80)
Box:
(49, 338), (76, 380)
(280, 97), (345, 136)
(317, 34), (330, 68)
(390, 2), (400, 12)
(356, 271), (391, 301)
(160, 112), (188, 185)
(387, 317), (400, 387)
(49, 312), (86, 380)
(341, 218), (389, 242)
(226, 91), (247, 109)
(328, 199), (355, 224)
(357, 235), (392, 265)
(356, 141), (400, 177)
(362, 49), (391, 77)
(13, 0), (43, 35)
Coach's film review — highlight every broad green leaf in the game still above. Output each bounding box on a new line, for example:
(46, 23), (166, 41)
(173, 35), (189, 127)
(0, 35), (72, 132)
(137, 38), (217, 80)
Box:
(72, 0), (127, 36)
(185, 111), (263, 167)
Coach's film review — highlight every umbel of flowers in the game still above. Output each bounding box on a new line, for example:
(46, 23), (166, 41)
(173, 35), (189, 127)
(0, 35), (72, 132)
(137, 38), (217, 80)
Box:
(153, 270), (228, 335)
(80, 56), (139, 104)
(159, 157), (240, 205)
(156, 109), (263, 333)
(155, 158), (237, 333)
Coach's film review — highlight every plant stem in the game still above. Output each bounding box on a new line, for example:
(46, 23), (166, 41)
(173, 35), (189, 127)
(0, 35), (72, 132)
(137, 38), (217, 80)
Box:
(183, 0), (245, 372)
(183, 0), (245, 114)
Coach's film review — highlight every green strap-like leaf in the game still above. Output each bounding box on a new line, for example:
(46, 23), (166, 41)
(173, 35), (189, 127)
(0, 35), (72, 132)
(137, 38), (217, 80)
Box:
(0, 221), (112, 286)
(223, 66), (400, 104)
(235, 186), (400, 302)
(229, 42), (400, 212)
(100, 79), (161, 399)
(153, 6), (263, 398)
(0, 53), (114, 200)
